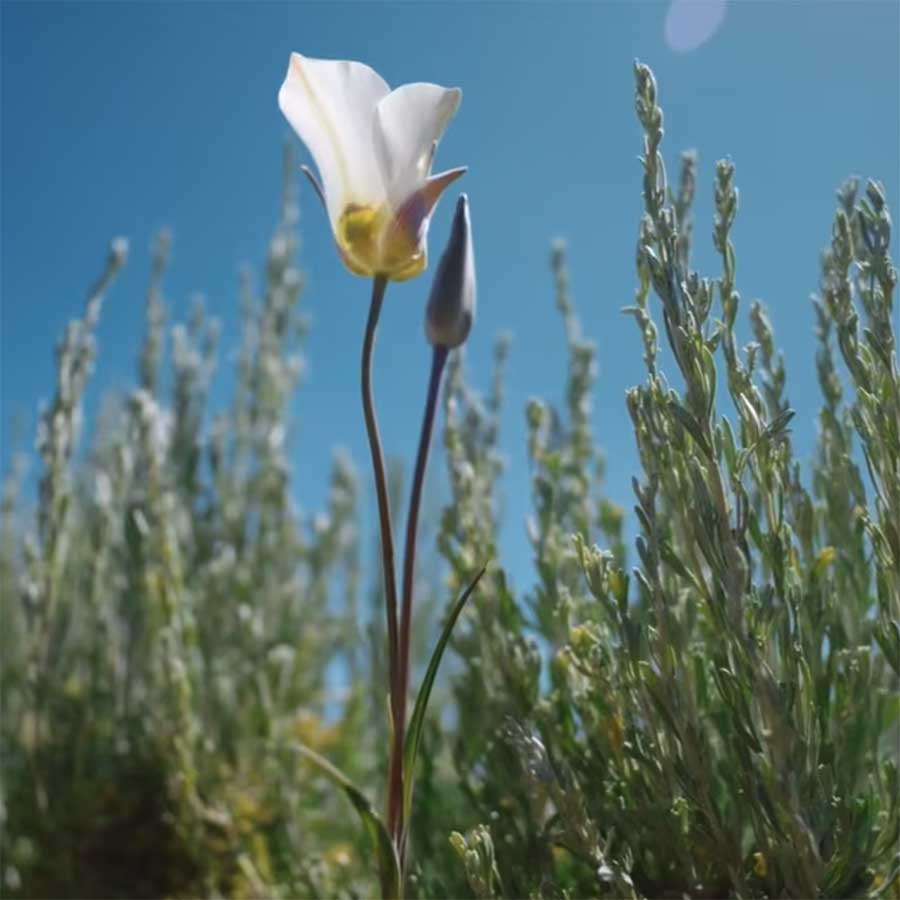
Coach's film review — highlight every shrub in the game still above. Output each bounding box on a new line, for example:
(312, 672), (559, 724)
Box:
(1, 62), (897, 899)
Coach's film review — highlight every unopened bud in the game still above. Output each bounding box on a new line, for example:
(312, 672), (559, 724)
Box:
(425, 194), (475, 349)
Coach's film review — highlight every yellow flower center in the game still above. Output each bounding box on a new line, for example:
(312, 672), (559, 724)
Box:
(335, 204), (426, 282)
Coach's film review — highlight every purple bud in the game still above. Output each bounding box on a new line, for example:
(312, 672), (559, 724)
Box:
(425, 194), (476, 349)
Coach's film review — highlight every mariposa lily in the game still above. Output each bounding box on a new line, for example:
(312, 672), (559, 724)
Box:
(278, 52), (465, 281)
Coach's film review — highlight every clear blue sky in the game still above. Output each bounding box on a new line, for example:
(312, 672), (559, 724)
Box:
(2, 1), (898, 594)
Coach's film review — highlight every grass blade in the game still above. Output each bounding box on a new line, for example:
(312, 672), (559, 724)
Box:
(294, 742), (400, 898)
(402, 566), (487, 827)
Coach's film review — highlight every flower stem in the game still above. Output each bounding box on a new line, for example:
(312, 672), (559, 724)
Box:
(388, 344), (449, 848)
(361, 275), (400, 720)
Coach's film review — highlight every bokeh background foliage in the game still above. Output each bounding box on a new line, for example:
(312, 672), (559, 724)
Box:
(2, 63), (899, 899)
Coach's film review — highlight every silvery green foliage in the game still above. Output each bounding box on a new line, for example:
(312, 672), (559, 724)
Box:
(433, 63), (898, 900)
(526, 241), (625, 646)
(0, 147), (372, 899)
(449, 824), (503, 899)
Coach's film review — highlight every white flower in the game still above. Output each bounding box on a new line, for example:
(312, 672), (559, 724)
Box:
(278, 53), (465, 281)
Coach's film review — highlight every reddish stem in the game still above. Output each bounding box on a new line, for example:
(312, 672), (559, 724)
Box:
(360, 275), (400, 718)
(388, 345), (448, 847)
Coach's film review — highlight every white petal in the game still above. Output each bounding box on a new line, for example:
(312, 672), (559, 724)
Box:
(391, 166), (467, 245)
(278, 53), (390, 227)
(373, 83), (462, 209)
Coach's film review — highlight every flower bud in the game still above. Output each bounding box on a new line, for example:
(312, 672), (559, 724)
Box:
(425, 194), (476, 349)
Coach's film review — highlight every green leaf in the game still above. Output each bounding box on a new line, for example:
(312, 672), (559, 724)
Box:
(874, 618), (900, 677)
(668, 399), (714, 461)
(659, 538), (704, 594)
(402, 565), (486, 827)
(294, 742), (400, 899)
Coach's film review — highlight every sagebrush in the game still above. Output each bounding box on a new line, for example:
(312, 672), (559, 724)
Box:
(1, 62), (898, 900)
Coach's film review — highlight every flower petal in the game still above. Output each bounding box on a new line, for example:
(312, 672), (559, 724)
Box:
(278, 53), (390, 227)
(373, 83), (462, 209)
(300, 165), (327, 212)
(378, 166), (467, 282)
(393, 166), (467, 245)
(418, 167), (467, 218)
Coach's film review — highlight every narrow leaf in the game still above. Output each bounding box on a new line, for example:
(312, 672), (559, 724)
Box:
(294, 742), (400, 898)
(402, 566), (487, 825)
(669, 400), (714, 461)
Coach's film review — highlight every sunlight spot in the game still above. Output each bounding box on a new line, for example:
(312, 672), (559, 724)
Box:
(664, 0), (727, 52)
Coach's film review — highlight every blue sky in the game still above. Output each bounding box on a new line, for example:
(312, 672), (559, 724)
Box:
(2, 1), (898, 595)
